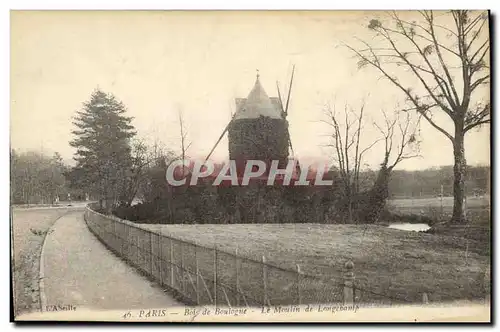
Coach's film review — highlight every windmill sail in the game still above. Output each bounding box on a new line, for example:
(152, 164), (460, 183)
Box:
(204, 114), (236, 163)
(276, 82), (285, 118)
(276, 65), (296, 157)
(284, 65), (295, 115)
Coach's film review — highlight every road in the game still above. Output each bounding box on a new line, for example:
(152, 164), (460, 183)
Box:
(12, 207), (179, 318)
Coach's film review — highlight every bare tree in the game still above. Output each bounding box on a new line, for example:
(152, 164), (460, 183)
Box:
(322, 101), (380, 222)
(365, 110), (421, 223)
(345, 10), (490, 223)
(323, 101), (420, 223)
(178, 109), (192, 171)
(373, 110), (421, 173)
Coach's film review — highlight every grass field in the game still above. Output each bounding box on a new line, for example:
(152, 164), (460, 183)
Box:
(387, 196), (490, 217)
(11, 208), (70, 315)
(139, 222), (490, 305)
(389, 195), (490, 208)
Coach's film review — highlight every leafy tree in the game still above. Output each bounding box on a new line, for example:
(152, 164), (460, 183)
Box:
(69, 89), (136, 213)
(346, 10), (490, 223)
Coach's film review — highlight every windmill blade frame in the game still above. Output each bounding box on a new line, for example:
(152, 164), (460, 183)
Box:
(284, 64), (295, 114)
(204, 113), (236, 163)
(276, 82), (285, 118)
(276, 65), (296, 157)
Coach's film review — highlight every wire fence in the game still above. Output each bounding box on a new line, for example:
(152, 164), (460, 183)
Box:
(84, 206), (432, 307)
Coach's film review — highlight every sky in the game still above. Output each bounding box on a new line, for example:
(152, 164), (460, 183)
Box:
(10, 10), (490, 170)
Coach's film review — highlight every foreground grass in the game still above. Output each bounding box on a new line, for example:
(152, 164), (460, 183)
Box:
(139, 223), (490, 305)
(11, 208), (69, 316)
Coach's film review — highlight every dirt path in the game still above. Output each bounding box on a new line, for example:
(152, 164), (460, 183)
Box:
(41, 211), (179, 312)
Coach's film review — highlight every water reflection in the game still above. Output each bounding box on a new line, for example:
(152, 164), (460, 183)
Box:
(388, 223), (431, 232)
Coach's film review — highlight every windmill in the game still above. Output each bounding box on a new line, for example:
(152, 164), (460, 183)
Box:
(203, 66), (296, 164)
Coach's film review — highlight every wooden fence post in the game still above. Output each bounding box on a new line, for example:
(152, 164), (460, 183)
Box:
(159, 235), (164, 286)
(136, 230), (140, 268)
(180, 241), (185, 294)
(149, 232), (154, 277)
(214, 246), (218, 307)
(132, 228), (137, 265)
(139, 230), (143, 270)
(235, 247), (240, 307)
(113, 219), (117, 251)
(262, 255), (269, 306)
(132, 228), (136, 265)
(343, 260), (354, 306)
(131, 227), (134, 262)
(195, 246), (200, 305)
(122, 223), (127, 257)
(106, 219), (110, 248)
(296, 264), (302, 305)
(119, 223), (123, 256)
(170, 239), (175, 289)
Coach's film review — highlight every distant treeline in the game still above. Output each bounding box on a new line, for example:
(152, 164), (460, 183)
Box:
(10, 149), (87, 205)
(9, 147), (490, 206)
(387, 165), (490, 198)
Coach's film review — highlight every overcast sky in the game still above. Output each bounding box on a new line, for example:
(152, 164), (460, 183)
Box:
(11, 11), (490, 170)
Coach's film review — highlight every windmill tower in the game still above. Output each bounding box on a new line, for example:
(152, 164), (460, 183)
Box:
(203, 68), (296, 223)
(228, 72), (290, 177)
(204, 67), (296, 179)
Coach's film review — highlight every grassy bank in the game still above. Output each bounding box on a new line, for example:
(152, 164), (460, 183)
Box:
(387, 196), (490, 255)
(11, 208), (69, 316)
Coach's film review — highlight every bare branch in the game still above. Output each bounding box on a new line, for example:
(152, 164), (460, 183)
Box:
(177, 109), (191, 168)
(347, 40), (456, 137)
(470, 40), (489, 63)
(423, 13), (462, 106)
(464, 12), (488, 36)
(389, 11), (461, 57)
(465, 19), (488, 53)
(345, 10), (490, 144)
(470, 75), (490, 92)
(359, 138), (383, 158)
(464, 102), (491, 132)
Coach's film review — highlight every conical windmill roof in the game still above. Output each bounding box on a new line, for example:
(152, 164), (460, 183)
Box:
(234, 75), (282, 120)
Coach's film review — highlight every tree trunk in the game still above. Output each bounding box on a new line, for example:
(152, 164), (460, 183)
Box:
(363, 165), (391, 223)
(452, 131), (467, 223)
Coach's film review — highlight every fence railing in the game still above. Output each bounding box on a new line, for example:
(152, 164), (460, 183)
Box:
(84, 206), (422, 307)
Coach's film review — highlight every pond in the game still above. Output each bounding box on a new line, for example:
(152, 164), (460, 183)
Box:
(388, 223), (431, 232)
